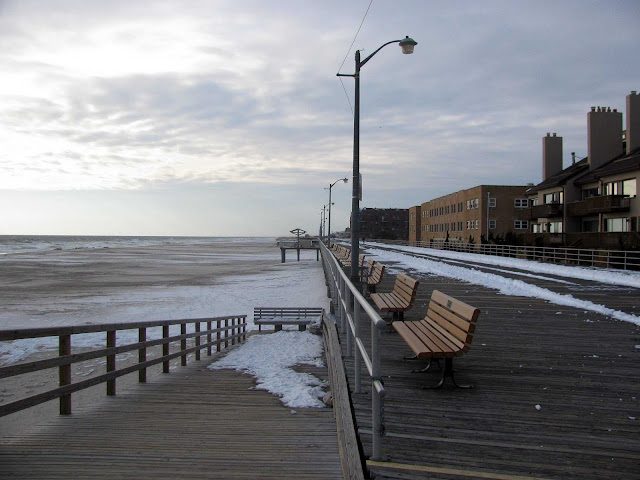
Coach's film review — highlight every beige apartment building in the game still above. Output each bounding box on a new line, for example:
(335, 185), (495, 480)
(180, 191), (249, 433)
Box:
(409, 205), (421, 243)
(414, 185), (529, 245)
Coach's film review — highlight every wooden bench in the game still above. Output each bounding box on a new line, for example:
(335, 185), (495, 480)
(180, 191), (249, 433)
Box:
(254, 307), (324, 332)
(392, 290), (480, 389)
(370, 273), (419, 321)
(363, 260), (385, 293)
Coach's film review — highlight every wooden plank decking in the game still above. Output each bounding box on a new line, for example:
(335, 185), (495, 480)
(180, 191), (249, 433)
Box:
(0, 356), (344, 479)
(344, 248), (640, 480)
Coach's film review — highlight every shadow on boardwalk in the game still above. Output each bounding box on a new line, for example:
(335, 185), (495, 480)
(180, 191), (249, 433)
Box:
(0, 357), (344, 480)
(342, 255), (640, 480)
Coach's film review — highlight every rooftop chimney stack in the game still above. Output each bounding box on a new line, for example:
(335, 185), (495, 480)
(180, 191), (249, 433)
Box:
(587, 105), (623, 171)
(542, 132), (563, 180)
(627, 90), (640, 154)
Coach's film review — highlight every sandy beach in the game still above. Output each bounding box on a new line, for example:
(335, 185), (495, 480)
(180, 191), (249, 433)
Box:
(0, 237), (329, 438)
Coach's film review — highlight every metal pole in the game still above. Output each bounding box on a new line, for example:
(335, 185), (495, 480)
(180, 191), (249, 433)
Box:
(328, 184), (332, 247)
(354, 300), (361, 393)
(350, 50), (361, 283)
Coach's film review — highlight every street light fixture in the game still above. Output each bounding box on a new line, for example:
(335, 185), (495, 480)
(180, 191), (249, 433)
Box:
(327, 177), (348, 248)
(337, 36), (417, 282)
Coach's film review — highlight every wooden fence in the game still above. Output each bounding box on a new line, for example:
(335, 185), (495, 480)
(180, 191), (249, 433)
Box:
(0, 315), (246, 417)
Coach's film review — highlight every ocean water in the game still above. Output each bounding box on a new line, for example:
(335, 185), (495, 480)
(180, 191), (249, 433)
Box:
(0, 235), (272, 255)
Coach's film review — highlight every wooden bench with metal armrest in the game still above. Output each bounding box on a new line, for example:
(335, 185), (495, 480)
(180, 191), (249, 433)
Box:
(392, 290), (480, 388)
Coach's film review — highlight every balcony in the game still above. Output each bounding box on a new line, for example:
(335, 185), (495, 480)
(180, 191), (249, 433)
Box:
(566, 195), (630, 217)
(530, 202), (563, 219)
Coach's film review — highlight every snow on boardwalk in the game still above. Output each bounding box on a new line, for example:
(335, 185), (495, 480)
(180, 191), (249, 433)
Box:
(0, 357), (344, 480)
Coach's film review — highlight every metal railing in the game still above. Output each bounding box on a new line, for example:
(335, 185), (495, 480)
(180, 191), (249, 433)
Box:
(0, 315), (247, 417)
(376, 239), (640, 270)
(320, 242), (387, 461)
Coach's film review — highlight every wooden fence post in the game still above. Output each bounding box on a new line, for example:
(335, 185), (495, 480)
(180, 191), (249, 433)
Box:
(59, 334), (71, 415)
(181, 323), (187, 366)
(107, 330), (116, 396)
(207, 321), (212, 356)
(195, 322), (201, 361)
(139, 327), (147, 383)
(216, 320), (221, 352)
(163, 325), (170, 373)
(224, 319), (229, 349)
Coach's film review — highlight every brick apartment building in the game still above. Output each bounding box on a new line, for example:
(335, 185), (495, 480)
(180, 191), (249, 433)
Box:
(409, 185), (530, 245)
(357, 208), (409, 241)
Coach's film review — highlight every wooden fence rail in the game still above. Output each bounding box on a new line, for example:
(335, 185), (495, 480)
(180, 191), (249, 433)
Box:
(0, 315), (247, 417)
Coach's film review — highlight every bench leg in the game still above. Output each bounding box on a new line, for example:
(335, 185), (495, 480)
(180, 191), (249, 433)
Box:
(299, 325), (306, 331)
(275, 325), (282, 332)
(423, 358), (473, 389)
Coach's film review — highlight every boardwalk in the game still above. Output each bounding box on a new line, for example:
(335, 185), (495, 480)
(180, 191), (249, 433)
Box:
(0, 357), (344, 479)
(346, 245), (640, 480)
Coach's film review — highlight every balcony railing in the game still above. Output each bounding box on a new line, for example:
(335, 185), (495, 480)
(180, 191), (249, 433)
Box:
(567, 195), (631, 217)
(530, 202), (563, 219)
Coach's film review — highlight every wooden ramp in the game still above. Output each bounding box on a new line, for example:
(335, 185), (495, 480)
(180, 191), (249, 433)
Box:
(0, 359), (344, 479)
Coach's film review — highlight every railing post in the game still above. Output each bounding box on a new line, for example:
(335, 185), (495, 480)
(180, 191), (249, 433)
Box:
(195, 322), (201, 361)
(224, 319), (229, 349)
(207, 320), (212, 356)
(371, 324), (383, 461)
(107, 330), (116, 396)
(231, 318), (236, 346)
(181, 323), (187, 366)
(217, 320), (221, 352)
(354, 301), (361, 394)
(242, 317), (247, 342)
(59, 334), (71, 415)
(162, 325), (170, 373)
(139, 327), (147, 383)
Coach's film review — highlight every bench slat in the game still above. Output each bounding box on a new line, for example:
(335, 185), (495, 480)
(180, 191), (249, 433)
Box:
(421, 318), (467, 353)
(429, 301), (477, 339)
(412, 320), (460, 356)
(431, 290), (480, 323)
(405, 321), (450, 357)
(394, 322), (444, 358)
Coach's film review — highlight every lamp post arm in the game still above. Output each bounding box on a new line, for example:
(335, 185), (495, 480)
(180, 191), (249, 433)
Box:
(359, 39), (402, 68)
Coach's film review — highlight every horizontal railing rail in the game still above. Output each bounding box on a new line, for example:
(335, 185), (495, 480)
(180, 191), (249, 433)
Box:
(320, 241), (387, 461)
(0, 315), (247, 417)
(370, 239), (640, 270)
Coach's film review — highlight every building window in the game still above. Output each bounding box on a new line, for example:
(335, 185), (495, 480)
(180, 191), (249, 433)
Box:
(582, 187), (600, 199)
(474, 220), (479, 229)
(452, 204), (456, 214)
(543, 191), (563, 204)
(489, 197), (496, 207)
(458, 221), (463, 231)
(474, 198), (479, 208)
(466, 220), (470, 229)
(514, 220), (528, 230)
(547, 221), (563, 233)
(530, 197), (539, 206)
(532, 223), (542, 233)
(605, 217), (630, 232)
(514, 198), (528, 208)
(466, 200), (471, 210)
(489, 220), (496, 230)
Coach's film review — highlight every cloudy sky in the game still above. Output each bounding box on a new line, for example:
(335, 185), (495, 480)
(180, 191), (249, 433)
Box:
(1, 1), (638, 236)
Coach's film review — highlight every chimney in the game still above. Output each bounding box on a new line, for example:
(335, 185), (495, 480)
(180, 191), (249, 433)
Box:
(627, 90), (640, 154)
(542, 132), (563, 180)
(587, 105), (623, 170)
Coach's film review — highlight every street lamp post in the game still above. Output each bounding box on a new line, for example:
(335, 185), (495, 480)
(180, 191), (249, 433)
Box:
(337, 36), (417, 282)
(327, 177), (348, 247)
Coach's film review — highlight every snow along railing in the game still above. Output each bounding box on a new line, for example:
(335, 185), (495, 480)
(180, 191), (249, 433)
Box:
(371, 239), (640, 271)
(0, 315), (247, 417)
(320, 241), (387, 461)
